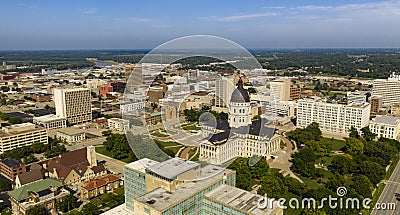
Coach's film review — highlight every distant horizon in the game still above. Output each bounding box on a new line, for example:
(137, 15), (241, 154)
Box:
(2, 1), (400, 50)
(1, 47), (400, 52)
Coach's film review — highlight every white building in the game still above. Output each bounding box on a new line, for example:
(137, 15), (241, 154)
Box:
(297, 97), (371, 137)
(0, 123), (48, 154)
(264, 100), (297, 118)
(120, 101), (145, 113)
(270, 78), (290, 101)
(215, 76), (234, 108)
(372, 72), (400, 105)
(190, 81), (209, 92)
(33, 114), (67, 130)
(56, 128), (86, 143)
(86, 79), (108, 89)
(200, 78), (280, 165)
(369, 115), (400, 140)
(54, 88), (92, 125)
(108, 118), (130, 132)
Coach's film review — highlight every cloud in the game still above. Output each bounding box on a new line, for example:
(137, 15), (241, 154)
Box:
(123, 17), (154, 23)
(294, 1), (400, 12)
(201, 12), (279, 22)
(263, 6), (287, 9)
(82, 8), (98, 15)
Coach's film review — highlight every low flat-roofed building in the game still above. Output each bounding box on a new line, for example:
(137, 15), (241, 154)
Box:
(56, 127), (85, 143)
(107, 118), (130, 132)
(33, 114), (67, 130)
(120, 101), (145, 113)
(0, 123), (48, 154)
(0, 158), (26, 181)
(370, 115), (400, 140)
(203, 184), (283, 215)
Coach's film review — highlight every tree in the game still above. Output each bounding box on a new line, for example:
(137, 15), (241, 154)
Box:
(102, 130), (112, 136)
(329, 155), (355, 175)
(81, 203), (99, 215)
(285, 177), (305, 196)
(57, 195), (78, 213)
(361, 126), (377, 142)
(305, 139), (332, 156)
(345, 137), (364, 154)
(0, 180), (12, 191)
(0, 86), (10, 92)
(0, 111), (8, 120)
(6, 99), (15, 105)
(358, 161), (385, 186)
(258, 176), (286, 198)
(352, 175), (373, 199)
(286, 122), (322, 145)
(26, 205), (46, 215)
(8, 117), (23, 125)
(247, 87), (257, 94)
(349, 126), (360, 139)
(291, 148), (318, 177)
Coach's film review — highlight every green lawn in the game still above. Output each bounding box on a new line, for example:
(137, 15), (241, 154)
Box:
(316, 156), (334, 166)
(95, 146), (131, 163)
(114, 187), (125, 196)
(297, 175), (321, 189)
(154, 140), (183, 157)
(182, 124), (201, 130)
(95, 146), (113, 157)
(152, 131), (169, 137)
(188, 147), (198, 159)
(322, 137), (346, 151)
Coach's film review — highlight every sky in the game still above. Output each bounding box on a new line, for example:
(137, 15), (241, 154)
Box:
(1, 0), (400, 50)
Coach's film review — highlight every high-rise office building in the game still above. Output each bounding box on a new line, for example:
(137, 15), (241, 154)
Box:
(126, 64), (143, 86)
(122, 157), (282, 215)
(54, 88), (92, 125)
(297, 97), (370, 136)
(369, 95), (382, 116)
(215, 76), (234, 107)
(372, 72), (400, 105)
(270, 78), (290, 101)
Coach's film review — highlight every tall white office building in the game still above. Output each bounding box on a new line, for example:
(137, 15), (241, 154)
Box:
(372, 72), (400, 105)
(270, 78), (290, 101)
(215, 76), (235, 107)
(54, 88), (92, 125)
(297, 97), (370, 136)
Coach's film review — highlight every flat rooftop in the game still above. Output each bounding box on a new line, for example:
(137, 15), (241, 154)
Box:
(33, 114), (66, 122)
(0, 123), (45, 136)
(204, 184), (279, 215)
(135, 165), (235, 212)
(145, 157), (200, 180)
(373, 115), (400, 125)
(100, 204), (132, 215)
(124, 158), (160, 174)
(56, 127), (85, 135)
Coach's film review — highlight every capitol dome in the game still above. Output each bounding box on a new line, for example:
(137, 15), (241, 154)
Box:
(230, 78), (250, 103)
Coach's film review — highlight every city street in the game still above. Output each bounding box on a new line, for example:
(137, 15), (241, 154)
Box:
(371, 160), (400, 215)
(96, 153), (126, 177)
(65, 137), (106, 151)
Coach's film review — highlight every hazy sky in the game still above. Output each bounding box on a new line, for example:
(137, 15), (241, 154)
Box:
(1, 0), (400, 50)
